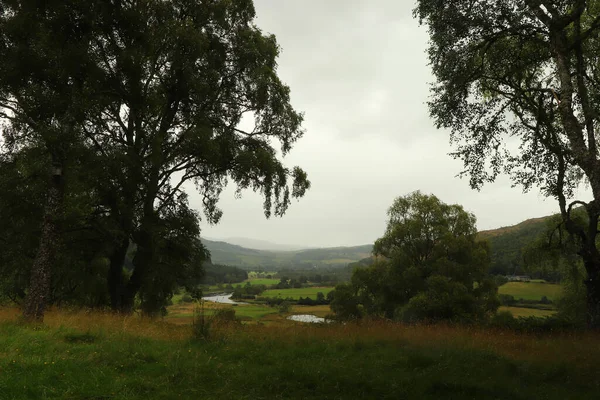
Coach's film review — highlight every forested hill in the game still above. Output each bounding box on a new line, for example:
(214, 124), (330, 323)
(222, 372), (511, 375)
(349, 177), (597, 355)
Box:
(201, 238), (372, 270)
(477, 215), (554, 277)
(201, 212), (558, 274)
(347, 213), (560, 278)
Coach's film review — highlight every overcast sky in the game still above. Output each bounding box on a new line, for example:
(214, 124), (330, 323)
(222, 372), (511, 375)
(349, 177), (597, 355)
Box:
(191, 0), (577, 248)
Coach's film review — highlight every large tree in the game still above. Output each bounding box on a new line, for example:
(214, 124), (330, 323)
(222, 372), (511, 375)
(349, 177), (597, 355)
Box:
(332, 192), (498, 322)
(415, 0), (600, 327)
(0, 0), (102, 320)
(85, 0), (309, 312)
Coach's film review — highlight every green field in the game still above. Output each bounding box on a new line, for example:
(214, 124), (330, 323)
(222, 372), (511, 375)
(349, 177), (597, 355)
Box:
(498, 282), (562, 301)
(230, 304), (278, 320)
(261, 287), (334, 300)
(1, 310), (599, 399)
(499, 306), (557, 318)
(243, 278), (280, 286)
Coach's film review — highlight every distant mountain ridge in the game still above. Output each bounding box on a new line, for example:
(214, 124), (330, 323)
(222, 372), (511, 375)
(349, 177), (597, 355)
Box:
(201, 211), (561, 273)
(204, 237), (307, 251)
(201, 237), (372, 270)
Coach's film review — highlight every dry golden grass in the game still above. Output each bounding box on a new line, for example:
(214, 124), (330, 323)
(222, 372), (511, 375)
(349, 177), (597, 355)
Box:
(290, 304), (331, 317)
(2, 306), (599, 369)
(0, 307), (189, 341)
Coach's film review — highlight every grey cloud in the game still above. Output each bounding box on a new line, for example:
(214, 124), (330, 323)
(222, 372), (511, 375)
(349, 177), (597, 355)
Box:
(193, 0), (577, 247)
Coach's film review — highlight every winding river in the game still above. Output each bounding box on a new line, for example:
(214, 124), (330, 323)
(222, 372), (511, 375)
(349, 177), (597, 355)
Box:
(202, 293), (329, 323)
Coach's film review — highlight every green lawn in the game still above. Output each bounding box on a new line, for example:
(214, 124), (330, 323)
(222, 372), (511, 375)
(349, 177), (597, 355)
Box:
(261, 287), (334, 300)
(1, 315), (599, 399)
(498, 282), (562, 301)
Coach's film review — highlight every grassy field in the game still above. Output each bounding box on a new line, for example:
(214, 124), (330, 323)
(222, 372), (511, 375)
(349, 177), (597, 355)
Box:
(0, 308), (599, 399)
(498, 282), (562, 301)
(499, 306), (557, 318)
(243, 278), (280, 286)
(261, 287), (334, 300)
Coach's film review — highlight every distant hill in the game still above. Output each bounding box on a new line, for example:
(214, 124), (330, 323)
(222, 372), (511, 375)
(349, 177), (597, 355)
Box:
(346, 214), (559, 278)
(201, 238), (372, 270)
(206, 237), (307, 251)
(201, 210), (565, 275)
(478, 215), (556, 277)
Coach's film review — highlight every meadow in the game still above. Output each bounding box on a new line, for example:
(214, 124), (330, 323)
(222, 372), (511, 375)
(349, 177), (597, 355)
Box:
(498, 306), (557, 318)
(497, 282), (562, 301)
(261, 287), (333, 300)
(0, 308), (599, 399)
(243, 278), (280, 286)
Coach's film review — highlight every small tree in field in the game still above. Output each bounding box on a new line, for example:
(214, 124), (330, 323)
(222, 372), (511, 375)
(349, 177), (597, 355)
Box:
(332, 192), (499, 322)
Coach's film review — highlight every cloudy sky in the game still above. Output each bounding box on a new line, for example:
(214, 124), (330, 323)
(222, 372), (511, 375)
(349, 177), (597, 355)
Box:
(192, 0), (576, 248)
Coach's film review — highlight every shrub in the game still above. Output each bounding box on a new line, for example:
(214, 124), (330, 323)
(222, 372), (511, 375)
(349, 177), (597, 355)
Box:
(180, 294), (193, 303)
(278, 301), (291, 314)
(192, 304), (239, 341)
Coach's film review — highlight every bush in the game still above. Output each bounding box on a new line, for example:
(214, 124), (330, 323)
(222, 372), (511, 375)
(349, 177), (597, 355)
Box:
(192, 304), (239, 341)
(278, 301), (291, 314)
(498, 294), (516, 306)
(180, 294), (193, 303)
(487, 312), (584, 333)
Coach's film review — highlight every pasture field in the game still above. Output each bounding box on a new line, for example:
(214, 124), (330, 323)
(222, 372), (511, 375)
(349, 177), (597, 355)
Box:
(243, 278), (280, 286)
(261, 287), (334, 299)
(498, 306), (557, 318)
(498, 282), (562, 301)
(0, 308), (599, 399)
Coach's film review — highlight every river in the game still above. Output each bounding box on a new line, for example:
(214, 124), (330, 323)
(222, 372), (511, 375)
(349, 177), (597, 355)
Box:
(202, 294), (328, 323)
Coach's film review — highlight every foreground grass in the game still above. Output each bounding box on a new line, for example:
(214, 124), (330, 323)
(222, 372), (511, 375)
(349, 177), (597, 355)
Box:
(498, 282), (562, 301)
(261, 287), (333, 300)
(1, 308), (599, 399)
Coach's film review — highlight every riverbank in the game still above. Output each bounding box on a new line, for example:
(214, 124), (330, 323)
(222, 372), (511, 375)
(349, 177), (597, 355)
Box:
(0, 308), (599, 399)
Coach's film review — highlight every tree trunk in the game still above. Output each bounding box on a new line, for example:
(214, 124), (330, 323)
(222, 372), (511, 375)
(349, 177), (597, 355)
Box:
(23, 165), (64, 322)
(108, 236), (129, 311)
(120, 225), (154, 313)
(584, 261), (600, 329)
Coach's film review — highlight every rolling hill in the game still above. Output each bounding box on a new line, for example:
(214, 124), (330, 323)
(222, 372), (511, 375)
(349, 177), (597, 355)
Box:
(201, 209), (567, 274)
(478, 215), (555, 277)
(201, 238), (372, 270)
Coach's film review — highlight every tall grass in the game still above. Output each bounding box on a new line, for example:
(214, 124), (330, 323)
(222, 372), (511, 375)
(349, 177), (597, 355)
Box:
(0, 307), (599, 399)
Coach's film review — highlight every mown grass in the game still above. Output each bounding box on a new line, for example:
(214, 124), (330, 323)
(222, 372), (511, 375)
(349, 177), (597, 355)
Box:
(0, 308), (599, 399)
(498, 282), (562, 301)
(261, 287), (333, 300)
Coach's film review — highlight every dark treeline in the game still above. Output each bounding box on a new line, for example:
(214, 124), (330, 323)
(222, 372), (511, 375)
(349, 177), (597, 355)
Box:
(201, 264), (248, 286)
(0, 0), (309, 320)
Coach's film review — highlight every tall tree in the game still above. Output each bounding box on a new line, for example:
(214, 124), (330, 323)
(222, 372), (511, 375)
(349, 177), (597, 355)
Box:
(332, 192), (497, 321)
(415, 0), (600, 327)
(0, 0), (100, 320)
(85, 0), (309, 312)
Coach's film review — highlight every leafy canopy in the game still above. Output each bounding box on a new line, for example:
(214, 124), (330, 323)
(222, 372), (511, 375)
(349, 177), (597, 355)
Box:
(333, 192), (498, 322)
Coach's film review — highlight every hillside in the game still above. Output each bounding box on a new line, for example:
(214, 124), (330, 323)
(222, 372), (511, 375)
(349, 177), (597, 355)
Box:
(478, 215), (555, 277)
(202, 238), (372, 270)
(201, 210), (563, 274)
(345, 213), (560, 277)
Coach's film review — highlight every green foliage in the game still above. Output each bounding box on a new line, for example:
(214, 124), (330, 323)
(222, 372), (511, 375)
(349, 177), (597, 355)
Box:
(277, 301), (291, 314)
(330, 283), (362, 320)
(0, 0), (310, 316)
(333, 192), (498, 322)
(202, 263), (248, 285)
(415, 0), (600, 327)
